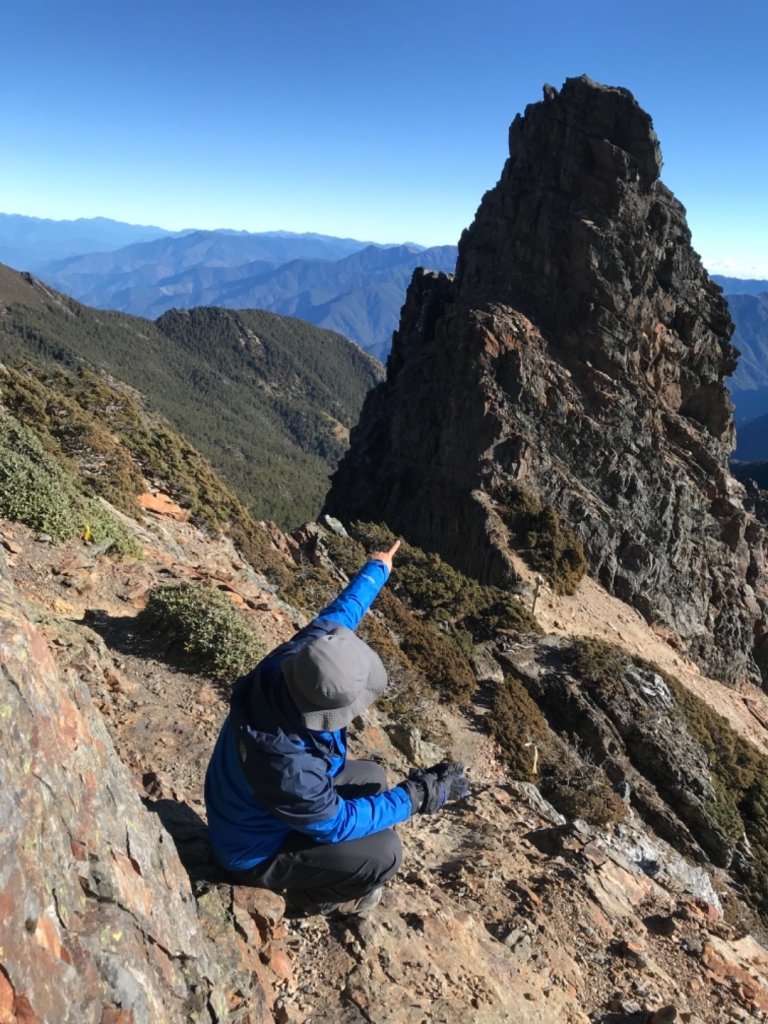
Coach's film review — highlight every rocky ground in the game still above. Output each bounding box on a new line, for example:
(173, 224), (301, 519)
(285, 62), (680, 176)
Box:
(4, 498), (768, 1023)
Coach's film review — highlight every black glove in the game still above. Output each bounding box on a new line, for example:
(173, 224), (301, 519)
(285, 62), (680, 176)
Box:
(398, 761), (469, 814)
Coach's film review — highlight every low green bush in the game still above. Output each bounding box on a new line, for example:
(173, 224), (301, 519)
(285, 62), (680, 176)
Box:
(0, 413), (140, 556)
(490, 672), (627, 825)
(140, 582), (263, 680)
(496, 482), (587, 595)
(376, 589), (476, 706)
(567, 637), (627, 699)
(347, 522), (541, 637)
(490, 675), (555, 779)
(543, 779), (628, 825)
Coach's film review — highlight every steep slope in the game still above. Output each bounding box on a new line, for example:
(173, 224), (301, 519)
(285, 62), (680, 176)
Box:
(0, 263), (381, 525)
(326, 76), (768, 688)
(5, 353), (768, 1020)
(6, 503), (768, 1023)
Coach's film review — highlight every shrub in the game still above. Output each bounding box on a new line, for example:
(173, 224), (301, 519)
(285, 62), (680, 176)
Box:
(490, 675), (555, 779)
(0, 413), (140, 556)
(490, 672), (627, 825)
(140, 582), (263, 680)
(543, 779), (628, 825)
(376, 589), (476, 706)
(567, 637), (628, 699)
(347, 522), (540, 636)
(496, 482), (587, 594)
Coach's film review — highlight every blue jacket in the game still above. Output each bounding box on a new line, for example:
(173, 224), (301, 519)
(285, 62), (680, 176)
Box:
(204, 559), (413, 871)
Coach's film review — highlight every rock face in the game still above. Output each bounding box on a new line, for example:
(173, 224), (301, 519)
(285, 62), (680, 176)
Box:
(0, 550), (237, 1024)
(326, 77), (767, 686)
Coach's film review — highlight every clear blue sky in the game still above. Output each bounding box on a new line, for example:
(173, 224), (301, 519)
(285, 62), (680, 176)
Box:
(2, 0), (767, 275)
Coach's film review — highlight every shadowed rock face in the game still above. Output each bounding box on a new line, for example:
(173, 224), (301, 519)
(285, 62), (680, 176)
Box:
(326, 77), (767, 686)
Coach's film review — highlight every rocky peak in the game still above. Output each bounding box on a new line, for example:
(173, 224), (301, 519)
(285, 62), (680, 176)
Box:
(456, 76), (736, 440)
(326, 77), (767, 687)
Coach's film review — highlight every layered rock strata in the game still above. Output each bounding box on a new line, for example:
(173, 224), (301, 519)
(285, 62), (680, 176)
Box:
(326, 76), (767, 686)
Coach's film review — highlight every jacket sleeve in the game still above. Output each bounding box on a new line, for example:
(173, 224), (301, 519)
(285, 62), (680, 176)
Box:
(266, 766), (414, 842)
(239, 727), (413, 840)
(315, 559), (389, 632)
(299, 787), (413, 842)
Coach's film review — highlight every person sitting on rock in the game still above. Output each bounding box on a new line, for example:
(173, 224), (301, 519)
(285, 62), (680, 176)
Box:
(204, 539), (469, 916)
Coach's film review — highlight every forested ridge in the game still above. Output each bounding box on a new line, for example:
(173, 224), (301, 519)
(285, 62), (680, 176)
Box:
(0, 264), (381, 524)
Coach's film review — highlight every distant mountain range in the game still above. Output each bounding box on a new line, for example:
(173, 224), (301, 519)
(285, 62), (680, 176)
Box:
(713, 274), (768, 297)
(712, 278), (768, 478)
(0, 213), (180, 267)
(0, 214), (384, 270)
(0, 214), (458, 360)
(36, 234), (458, 360)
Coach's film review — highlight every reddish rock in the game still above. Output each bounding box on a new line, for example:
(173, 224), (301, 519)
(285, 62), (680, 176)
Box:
(267, 949), (295, 987)
(137, 491), (189, 521)
(0, 968), (16, 1020)
(233, 886), (285, 944)
(100, 1009), (135, 1024)
(0, 549), (268, 1021)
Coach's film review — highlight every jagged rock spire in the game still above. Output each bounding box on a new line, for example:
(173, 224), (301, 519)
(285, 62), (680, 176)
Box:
(456, 76), (736, 439)
(326, 77), (767, 687)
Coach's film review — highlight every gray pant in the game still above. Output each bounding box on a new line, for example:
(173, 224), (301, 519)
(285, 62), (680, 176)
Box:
(232, 760), (403, 913)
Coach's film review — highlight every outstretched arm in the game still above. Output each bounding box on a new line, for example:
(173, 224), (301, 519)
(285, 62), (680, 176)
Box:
(316, 540), (400, 632)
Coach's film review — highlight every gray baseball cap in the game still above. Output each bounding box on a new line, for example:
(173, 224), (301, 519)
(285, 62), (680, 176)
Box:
(282, 627), (387, 731)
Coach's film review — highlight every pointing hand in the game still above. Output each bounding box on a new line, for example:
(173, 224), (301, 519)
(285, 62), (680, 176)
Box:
(368, 539), (401, 572)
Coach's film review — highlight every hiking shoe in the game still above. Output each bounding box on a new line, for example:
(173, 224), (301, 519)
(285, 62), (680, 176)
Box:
(335, 886), (383, 916)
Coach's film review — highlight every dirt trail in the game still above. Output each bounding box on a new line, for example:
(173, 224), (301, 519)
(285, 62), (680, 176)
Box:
(510, 552), (768, 756)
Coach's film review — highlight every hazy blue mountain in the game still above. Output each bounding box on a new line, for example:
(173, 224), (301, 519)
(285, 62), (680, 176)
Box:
(713, 274), (768, 296)
(210, 244), (458, 358)
(0, 213), (179, 269)
(38, 235), (458, 357)
(731, 459), (768, 489)
(724, 292), (768, 429)
(734, 411), (768, 461)
(39, 228), (380, 286)
(728, 293), (768, 389)
(732, 387), (768, 426)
